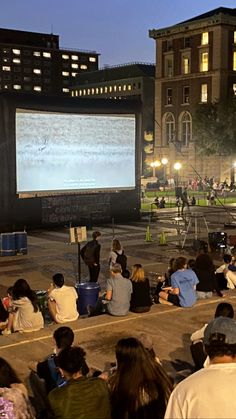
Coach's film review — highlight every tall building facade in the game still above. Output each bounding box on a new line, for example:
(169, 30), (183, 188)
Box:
(0, 28), (99, 96)
(70, 63), (155, 175)
(149, 7), (236, 182)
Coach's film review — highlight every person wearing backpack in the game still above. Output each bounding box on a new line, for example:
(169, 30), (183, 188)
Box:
(81, 231), (101, 282)
(109, 239), (127, 275)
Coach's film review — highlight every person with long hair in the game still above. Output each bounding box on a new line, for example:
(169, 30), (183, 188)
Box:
(130, 264), (152, 313)
(2, 278), (44, 335)
(0, 357), (35, 418)
(193, 253), (223, 299)
(109, 337), (172, 419)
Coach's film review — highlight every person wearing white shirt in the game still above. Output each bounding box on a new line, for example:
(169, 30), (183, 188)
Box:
(48, 273), (78, 323)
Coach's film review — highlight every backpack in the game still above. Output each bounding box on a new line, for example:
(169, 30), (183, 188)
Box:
(115, 251), (127, 273)
(81, 242), (96, 265)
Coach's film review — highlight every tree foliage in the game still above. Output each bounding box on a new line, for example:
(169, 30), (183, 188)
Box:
(193, 97), (236, 156)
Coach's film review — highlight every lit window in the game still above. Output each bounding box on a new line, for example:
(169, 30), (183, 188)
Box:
(71, 91), (74, 97)
(71, 55), (78, 61)
(33, 86), (41, 91)
(128, 84), (132, 91)
(33, 69), (41, 74)
(2, 66), (11, 71)
(87, 89), (90, 95)
(96, 88), (99, 94)
(12, 49), (21, 55)
(3, 58), (9, 63)
(201, 84), (208, 102)
(114, 85), (117, 92)
(3, 85), (9, 89)
(166, 88), (172, 105)
(100, 87), (103, 93)
(33, 51), (41, 57)
(91, 88), (95, 94)
(62, 54), (69, 60)
(75, 90), (78, 97)
(13, 58), (21, 64)
(79, 90), (82, 96)
(43, 52), (51, 58)
(201, 32), (209, 45)
(105, 86), (108, 93)
(62, 88), (69, 93)
(80, 64), (87, 70)
(183, 57), (190, 74)
(109, 86), (112, 92)
(200, 52), (208, 72)
(13, 84), (21, 90)
(233, 51), (236, 71)
(234, 31), (236, 44)
(123, 85), (127, 91)
(89, 57), (96, 62)
(71, 72), (77, 77)
(233, 83), (236, 95)
(62, 71), (69, 76)
(183, 86), (190, 104)
(71, 63), (79, 69)
(118, 86), (121, 92)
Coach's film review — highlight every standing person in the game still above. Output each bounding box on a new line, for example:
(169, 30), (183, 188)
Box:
(48, 346), (111, 419)
(130, 264), (152, 313)
(165, 317), (236, 419)
(193, 253), (223, 299)
(109, 337), (172, 419)
(0, 357), (35, 418)
(47, 273), (78, 324)
(159, 257), (199, 307)
(2, 279), (44, 335)
(181, 187), (190, 214)
(81, 231), (101, 282)
(108, 239), (127, 276)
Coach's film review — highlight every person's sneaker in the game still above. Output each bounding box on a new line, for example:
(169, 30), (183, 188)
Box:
(1, 329), (11, 335)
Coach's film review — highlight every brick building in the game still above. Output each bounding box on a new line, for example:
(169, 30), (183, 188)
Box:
(149, 7), (236, 183)
(0, 28), (99, 96)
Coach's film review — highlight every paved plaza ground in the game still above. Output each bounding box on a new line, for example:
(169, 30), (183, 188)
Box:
(0, 208), (236, 387)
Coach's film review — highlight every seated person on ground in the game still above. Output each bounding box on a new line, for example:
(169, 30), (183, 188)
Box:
(190, 302), (234, 370)
(159, 257), (199, 307)
(36, 326), (78, 393)
(2, 279), (44, 335)
(0, 357), (35, 418)
(88, 263), (132, 317)
(215, 254), (232, 289)
(193, 253), (223, 299)
(48, 346), (111, 419)
(47, 273), (78, 323)
(129, 264), (152, 313)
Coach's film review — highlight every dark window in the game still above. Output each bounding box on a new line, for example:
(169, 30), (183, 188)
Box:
(24, 68), (31, 73)
(23, 50), (31, 56)
(166, 40), (173, 51)
(184, 37), (191, 48)
(183, 86), (190, 104)
(166, 88), (172, 105)
(13, 67), (21, 72)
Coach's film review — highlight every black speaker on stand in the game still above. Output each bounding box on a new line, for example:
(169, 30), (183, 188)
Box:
(208, 232), (227, 251)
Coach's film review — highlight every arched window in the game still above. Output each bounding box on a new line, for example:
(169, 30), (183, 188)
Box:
(163, 112), (175, 145)
(179, 111), (192, 146)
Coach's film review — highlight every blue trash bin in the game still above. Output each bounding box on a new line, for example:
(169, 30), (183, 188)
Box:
(75, 282), (100, 316)
(15, 231), (27, 255)
(0, 233), (16, 256)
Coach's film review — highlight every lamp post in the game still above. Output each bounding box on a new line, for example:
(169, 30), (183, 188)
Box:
(174, 162), (182, 217)
(150, 160), (161, 177)
(161, 158), (168, 190)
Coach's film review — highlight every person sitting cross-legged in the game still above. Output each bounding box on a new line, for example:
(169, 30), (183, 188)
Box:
(47, 273), (78, 324)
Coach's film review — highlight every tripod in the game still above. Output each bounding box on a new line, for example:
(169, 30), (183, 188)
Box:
(182, 212), (209, 249)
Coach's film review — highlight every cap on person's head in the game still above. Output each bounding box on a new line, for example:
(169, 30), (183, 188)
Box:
(204, 316), (236, 345)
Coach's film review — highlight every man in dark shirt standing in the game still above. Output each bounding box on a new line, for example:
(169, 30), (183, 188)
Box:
(81, 231), (101, 282)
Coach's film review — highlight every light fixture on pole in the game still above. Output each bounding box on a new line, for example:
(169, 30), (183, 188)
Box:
(150, 160), (161, 177)
(174, 162), (182, 217)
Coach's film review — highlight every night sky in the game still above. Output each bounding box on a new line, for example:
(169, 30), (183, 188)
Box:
(1, 0), (235, 66)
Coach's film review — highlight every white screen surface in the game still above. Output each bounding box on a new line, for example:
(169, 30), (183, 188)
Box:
(15, 109), (136, 193)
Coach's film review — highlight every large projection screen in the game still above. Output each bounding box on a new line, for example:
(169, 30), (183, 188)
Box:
(15, 109), (136, 194)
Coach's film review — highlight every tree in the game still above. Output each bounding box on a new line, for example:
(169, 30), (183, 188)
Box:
(193, 97), (236, 155)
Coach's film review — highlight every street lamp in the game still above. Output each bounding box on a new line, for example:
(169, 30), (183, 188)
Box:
(174, 162), (182, 217)
(150, 160), (161, 177)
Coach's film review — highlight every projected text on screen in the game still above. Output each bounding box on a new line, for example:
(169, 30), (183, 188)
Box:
(15, 110), (136, 193)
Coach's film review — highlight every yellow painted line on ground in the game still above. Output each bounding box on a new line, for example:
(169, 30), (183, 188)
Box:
(1, 295), (235, 350)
